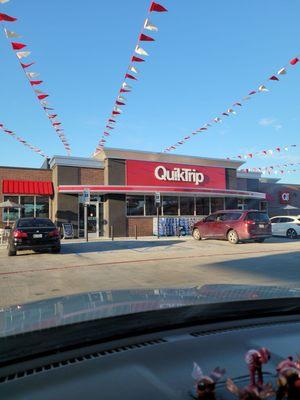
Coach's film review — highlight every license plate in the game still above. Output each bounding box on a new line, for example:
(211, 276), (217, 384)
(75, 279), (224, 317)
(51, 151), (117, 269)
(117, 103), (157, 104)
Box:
(259, 224), (264, 228)
(33, 234), (42, 238)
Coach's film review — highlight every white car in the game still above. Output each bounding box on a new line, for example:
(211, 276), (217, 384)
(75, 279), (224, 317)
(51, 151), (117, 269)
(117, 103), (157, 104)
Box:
(270, 215), (300, 239)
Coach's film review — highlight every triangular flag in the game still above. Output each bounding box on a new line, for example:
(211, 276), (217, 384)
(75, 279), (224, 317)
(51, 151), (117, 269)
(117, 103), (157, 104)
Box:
(278, 67), (286, 75)
(249, 90), (256, 95)
(125, 73), (137, 80)
(144, 18), (158, 32)
(4, 28), (21, 38)
(222, 112), (229, 116)
(113, 107), (122, 113)
(233, 102), (242, 106)
(21, 62), (35, 69)
(52, 122), (61, 126)
(104, 132), (110, 136)
(135, 45), (148, 56)
(139, 33), (155, 42)
(30, 80), (43, 86)
(11, 42), (26, 50)
(131, 56), (145, 62)
(116, 101), (125, 106)
(43, 106), (54, 110)
(269, 75), (279, 81)
(150, 2), (167, 12)
(108, 119), (116, 123)
(214, 117), (221, 123)
(34, 89), (43, 94)
(227, 109), (236, 114)
(117, 96), (126, 102)
(0, 13), (17, 21)
(120, 88), (131, 93)
(129, 65), (138, 74)
(258, 85), (268, 92)
(106, 126), (114, 129)
(26, 72), (39, 78)
(290, 57), (299, 65)
(48, 114), (57, 119)
(16, 51), (31, 59)
(122, 82), (132, 90)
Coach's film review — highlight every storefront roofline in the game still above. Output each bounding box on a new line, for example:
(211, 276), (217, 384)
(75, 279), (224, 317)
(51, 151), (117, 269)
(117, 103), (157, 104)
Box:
(50, 155), (104, 169)
(94, 147), (244, 169)
(58, 185), (266, 199)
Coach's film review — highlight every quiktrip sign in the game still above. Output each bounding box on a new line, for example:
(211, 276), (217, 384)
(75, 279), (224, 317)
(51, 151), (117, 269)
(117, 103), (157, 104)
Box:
(126, 160), (226, 189)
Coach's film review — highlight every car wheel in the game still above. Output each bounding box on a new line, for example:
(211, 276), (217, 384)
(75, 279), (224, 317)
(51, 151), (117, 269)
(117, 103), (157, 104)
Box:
(287, 228), (297, 239)
(192, 228), (201, 241)
(8, 245), (16, 256)
(254, 239), (265, 243)
(227, 230), (239, 244)
(51, 246), (61, 254)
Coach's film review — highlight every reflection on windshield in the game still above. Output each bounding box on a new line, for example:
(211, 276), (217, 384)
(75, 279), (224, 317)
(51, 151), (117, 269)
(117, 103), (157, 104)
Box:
(1, 285), (300, 337)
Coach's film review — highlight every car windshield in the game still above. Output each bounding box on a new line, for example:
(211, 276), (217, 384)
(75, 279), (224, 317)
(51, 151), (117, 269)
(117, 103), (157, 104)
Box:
(0, 0), (300, 347)
(17, 219), (55, 228)
(246, 212), (270, 222)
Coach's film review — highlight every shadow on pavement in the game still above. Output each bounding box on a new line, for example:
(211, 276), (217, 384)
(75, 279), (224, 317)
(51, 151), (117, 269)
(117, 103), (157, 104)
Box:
(198, 250), (300, 285)
(61, 240), (183, 254)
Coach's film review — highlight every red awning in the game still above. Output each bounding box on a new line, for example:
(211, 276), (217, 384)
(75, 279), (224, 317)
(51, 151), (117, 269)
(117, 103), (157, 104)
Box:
(2, 180), (53, 196)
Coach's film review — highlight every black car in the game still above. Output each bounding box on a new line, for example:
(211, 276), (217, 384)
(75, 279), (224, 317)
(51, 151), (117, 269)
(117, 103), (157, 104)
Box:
(7, 218), (61, 256)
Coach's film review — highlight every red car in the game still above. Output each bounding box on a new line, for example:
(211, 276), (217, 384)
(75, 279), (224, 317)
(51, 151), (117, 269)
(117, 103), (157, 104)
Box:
(192, 210), (272, 244)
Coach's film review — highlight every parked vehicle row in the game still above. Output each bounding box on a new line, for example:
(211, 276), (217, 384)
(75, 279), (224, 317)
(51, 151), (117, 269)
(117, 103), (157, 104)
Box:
(192, 210), (299, 244)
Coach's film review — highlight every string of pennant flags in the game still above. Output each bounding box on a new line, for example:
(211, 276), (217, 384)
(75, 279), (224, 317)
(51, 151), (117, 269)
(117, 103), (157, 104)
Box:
(0, 121), (48, 158)
(241, 161), (300, 174)
(226, 144), (297, 160)
(0, 7), (71, 155)
(94, 1), (168, 155)
(163, 54), (300, 153)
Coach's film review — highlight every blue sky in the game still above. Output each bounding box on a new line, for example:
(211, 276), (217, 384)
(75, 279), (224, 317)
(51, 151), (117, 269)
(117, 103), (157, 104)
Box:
(0, 0), (299, 183)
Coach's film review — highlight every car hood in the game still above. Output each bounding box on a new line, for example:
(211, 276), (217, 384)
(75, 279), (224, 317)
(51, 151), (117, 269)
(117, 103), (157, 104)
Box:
(1, 284), (300, 338)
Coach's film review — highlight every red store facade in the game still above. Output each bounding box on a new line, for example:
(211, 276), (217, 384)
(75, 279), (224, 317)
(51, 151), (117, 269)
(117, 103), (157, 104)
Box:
(1, 148), (298, 237)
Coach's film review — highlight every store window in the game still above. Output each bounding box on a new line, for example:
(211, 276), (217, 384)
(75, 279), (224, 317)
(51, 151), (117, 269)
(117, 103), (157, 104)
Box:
(211, 197), (224, 213)
(225, 197), (238, 210)
(2, 195), (49, 223)
(20, 196), (35, 218)
(2, 196), (19, 223)
(162, 196), (179, 215)
(196, 198), (209, 215)
(145, 195), (157, 215)
(126, 195), (145, 216)
(180, 197), (195, 215)
(35, 196), (49, 218)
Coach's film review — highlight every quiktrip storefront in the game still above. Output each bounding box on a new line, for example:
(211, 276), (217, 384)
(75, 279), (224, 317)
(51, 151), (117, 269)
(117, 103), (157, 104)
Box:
(57, 148), (267, 237)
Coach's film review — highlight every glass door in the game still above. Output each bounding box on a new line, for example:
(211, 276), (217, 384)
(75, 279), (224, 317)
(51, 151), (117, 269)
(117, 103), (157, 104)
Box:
(87, 202), (98, 238)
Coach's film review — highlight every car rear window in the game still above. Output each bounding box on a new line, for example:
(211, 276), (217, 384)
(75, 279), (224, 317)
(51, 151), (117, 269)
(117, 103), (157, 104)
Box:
(245, 212), (269, 222)
(17, 219), (55, 228)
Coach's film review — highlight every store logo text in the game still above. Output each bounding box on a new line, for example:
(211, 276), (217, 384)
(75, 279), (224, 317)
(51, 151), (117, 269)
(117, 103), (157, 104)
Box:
(154, 166), (204, 185)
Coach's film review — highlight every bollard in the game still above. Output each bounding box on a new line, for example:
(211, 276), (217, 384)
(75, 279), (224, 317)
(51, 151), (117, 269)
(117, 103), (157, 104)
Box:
(135, 225), (138, 240)
(110, 225), (114, 241)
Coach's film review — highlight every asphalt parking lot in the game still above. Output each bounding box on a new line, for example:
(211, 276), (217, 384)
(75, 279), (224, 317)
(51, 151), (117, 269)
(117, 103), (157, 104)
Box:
(0, 236), (299, 307)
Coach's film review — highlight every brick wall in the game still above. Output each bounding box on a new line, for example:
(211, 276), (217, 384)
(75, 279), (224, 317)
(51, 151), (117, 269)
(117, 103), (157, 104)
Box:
(0, 167), (52, 203)
(79, 168), (104, 185)
(127, 217), (154, 237)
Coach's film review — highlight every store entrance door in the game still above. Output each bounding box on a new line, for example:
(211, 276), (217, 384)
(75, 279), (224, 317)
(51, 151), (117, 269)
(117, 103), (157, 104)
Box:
(86, 201), (104, 238)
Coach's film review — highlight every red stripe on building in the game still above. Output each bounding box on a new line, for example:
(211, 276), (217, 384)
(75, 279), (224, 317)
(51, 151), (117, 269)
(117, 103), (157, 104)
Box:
(2, 179), (53, 195)
(58, 185), (266, 199)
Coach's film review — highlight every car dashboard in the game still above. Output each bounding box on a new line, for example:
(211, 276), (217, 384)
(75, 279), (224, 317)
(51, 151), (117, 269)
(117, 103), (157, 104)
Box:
(0, 314), (300, 399)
